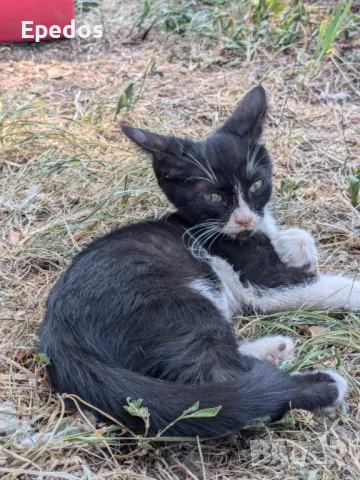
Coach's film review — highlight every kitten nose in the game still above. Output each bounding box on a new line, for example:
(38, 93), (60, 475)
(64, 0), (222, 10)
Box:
(235, 216), (253, 228)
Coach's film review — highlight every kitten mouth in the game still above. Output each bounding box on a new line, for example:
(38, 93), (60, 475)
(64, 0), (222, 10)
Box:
(224, 229), (254, 239)
(235, 230), (254, 239)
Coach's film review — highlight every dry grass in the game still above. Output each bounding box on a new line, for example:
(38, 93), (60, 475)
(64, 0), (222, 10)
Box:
(1, 1), (360, 478)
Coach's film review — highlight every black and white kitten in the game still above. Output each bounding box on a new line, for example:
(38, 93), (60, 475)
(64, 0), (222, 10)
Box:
(39, 86), (356, 438)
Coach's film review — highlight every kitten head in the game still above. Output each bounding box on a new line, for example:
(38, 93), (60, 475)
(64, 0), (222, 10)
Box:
(122, 86), (272, 239)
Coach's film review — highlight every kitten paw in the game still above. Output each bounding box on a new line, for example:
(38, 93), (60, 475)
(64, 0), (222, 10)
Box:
(239, 335), (295, 364)
(345, 279), (360, 311)
(320, 370), (349, 404)
(272, 228), (317, 271)
(292, 369), (349, 405)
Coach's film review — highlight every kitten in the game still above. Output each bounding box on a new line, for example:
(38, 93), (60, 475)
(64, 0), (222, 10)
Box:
(39, 86), (356, 437)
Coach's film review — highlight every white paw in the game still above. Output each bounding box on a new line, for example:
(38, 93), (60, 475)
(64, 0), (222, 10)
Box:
(347, 279), (360, 311)
(316, 274), (360, 311)
(272, 227), (317, 271)
(322, 370), (349, 404)
(239, 335), (295, 364)
(293, 369), (349, 405)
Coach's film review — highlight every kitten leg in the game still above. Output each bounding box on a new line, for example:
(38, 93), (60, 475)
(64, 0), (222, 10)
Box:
(258, 208), (317, 271)
(238, 336), (295, 364)
(210, 254), (360, 313)
(246, 273), (360, 313)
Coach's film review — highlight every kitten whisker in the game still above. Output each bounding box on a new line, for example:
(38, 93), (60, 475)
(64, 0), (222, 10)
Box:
(186, 223), (222, 258)
(184, 222), (219, 246)
(191, 227), (220, 247)
(191, 226), (222, 255)
(247, 139), (264, 177)
(184, 220), (223, 234)
(175, 139), (217, 184)
(208, 230), (224, 251)
(184, 224), (220, 239)
(202, 146), (218, 184)
(185, 176), (214, 183)
(249, 160), (272, 178)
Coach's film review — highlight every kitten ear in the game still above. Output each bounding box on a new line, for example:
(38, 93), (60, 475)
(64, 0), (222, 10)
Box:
(219, 85), (267, 141)
(122, 125), (197, 181)
(121, 125), (170, 158)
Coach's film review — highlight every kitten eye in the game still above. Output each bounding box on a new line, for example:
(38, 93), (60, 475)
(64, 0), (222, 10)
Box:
(250, 179), (264, 193)
(203, 193), (224, 203)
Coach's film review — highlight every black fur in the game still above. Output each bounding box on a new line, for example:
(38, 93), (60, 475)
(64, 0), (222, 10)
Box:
(39, 86), (340, 437)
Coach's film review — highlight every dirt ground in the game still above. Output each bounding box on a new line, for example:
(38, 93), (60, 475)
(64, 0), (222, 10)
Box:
(1, 1), (360, 479)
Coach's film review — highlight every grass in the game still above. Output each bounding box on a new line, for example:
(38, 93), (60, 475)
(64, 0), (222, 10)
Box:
(316, 0), (354, 63)
(132, 0), (358, 63)
(1, 0), (360, 478)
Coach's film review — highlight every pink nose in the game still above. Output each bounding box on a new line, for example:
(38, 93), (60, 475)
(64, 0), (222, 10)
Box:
(235, 216), (253, 228)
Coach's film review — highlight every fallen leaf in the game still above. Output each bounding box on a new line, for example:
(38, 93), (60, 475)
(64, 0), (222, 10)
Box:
(96, 134), (107, 142)
(94, 426), (107, 437)
(47, 67), (64, 79)
(8, 229), (20, 245)
(309, 325), (329, 336)
(15, 348), (28, 363)
(295, 324), (310, 332)
(40, 378), (51, 391)
(78, 95), (89, 103)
